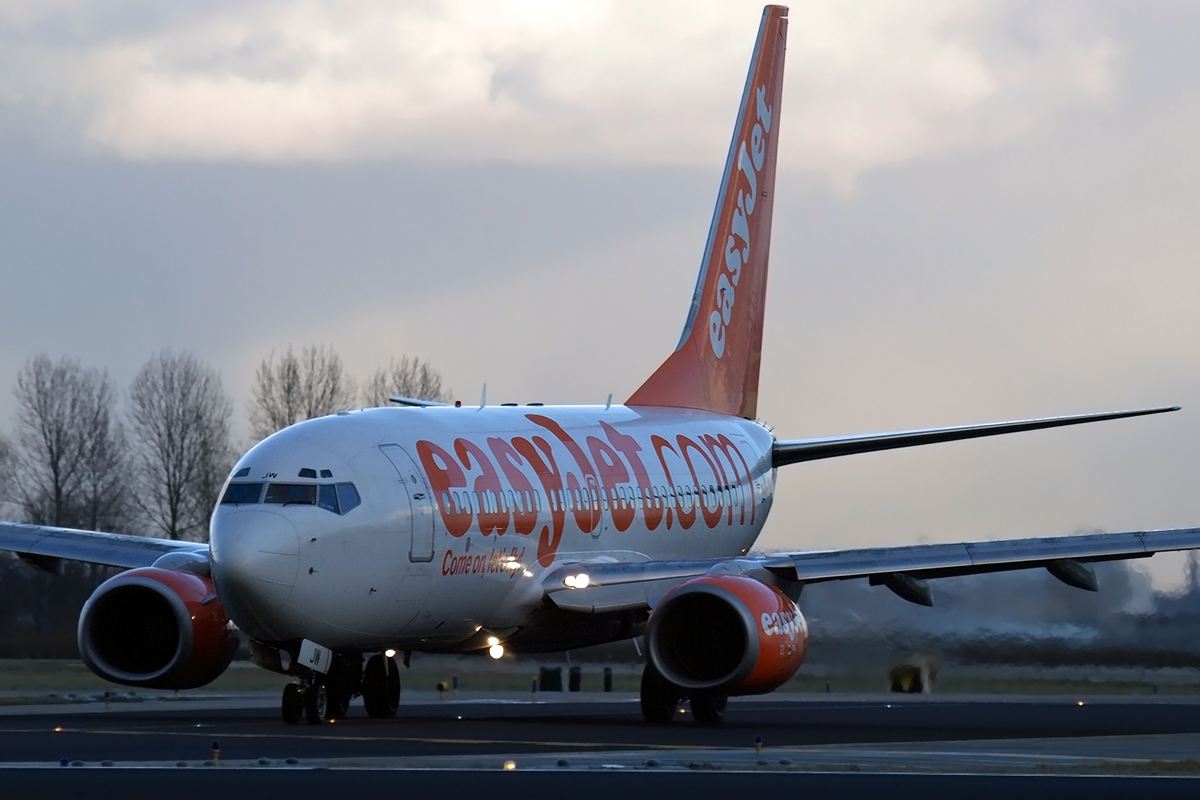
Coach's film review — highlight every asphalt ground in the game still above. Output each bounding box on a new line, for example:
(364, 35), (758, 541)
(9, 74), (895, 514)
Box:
(1, 693), (1199, 798)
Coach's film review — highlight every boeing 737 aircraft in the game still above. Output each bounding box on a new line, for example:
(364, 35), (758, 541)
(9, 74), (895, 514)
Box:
(2, 5), (1197, 725)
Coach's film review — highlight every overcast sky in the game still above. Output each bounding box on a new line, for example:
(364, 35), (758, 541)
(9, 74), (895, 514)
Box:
(2, 1), (1198, 589)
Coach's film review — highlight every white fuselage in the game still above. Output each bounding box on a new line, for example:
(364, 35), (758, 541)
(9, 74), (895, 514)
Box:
(209, 405), (776, 652)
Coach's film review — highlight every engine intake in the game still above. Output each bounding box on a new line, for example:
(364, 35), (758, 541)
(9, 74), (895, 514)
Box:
(647, 575), (806, 695)
(78, 567), (237, 689)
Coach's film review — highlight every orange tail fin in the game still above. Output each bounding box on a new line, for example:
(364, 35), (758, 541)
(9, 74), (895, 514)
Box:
(626, 5), (788, 420)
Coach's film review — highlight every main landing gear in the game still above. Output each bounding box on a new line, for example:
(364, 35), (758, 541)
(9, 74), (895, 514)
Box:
(362, 653), (401, 718)
(639, 663), (727, 725)
(281, 651), (400, 724)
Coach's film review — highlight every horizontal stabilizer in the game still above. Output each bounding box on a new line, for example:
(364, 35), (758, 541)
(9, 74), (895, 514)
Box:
(772, 406), (1178, 468)
(387, 396), (445, 408)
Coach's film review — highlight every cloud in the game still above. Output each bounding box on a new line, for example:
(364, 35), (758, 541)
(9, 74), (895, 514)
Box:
(0, 0), (1116, 188)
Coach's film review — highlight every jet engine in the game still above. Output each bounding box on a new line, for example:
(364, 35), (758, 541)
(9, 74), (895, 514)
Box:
(78, 567), (237, 690)
(646, 575), (807, 695)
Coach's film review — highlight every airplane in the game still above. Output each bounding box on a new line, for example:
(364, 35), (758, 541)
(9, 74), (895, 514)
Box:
(2, 4), (1198, 725)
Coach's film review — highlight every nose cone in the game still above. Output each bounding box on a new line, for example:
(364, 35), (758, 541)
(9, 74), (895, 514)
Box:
(211, 510), (299, 639)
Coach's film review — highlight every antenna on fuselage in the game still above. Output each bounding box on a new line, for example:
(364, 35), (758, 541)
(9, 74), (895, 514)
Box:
(479, 383), (487, 409)
(605, 393), (612, 410)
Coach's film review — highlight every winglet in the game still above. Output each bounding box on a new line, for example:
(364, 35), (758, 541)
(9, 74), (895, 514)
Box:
(627, 5), (788, 420)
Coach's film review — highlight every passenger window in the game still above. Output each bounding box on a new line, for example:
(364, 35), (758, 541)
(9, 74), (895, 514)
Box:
(335, 483), (361, 513)
(265, 484), (317, 505)
(221, 482), (263, 505)
(318, 484), (339, 514)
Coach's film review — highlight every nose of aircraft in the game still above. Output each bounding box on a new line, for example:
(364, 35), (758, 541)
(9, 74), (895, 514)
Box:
(211, 510), (300, 633)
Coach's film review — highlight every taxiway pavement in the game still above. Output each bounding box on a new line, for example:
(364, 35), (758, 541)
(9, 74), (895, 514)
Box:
(1, 693), (1197, 798)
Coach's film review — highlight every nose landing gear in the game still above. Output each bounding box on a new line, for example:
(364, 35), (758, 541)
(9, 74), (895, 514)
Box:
(281, 683), (303, 724)
(304, 678), (350, 724)
(280, 651), (399, 724)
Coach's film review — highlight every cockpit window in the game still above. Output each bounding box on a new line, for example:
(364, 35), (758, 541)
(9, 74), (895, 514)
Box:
(318, 484), (339, 514)
(336, 483), (361, 513)
(221, 482), (264, 505)
(264, 483), (317, 505)
(233, 481), (358, 514)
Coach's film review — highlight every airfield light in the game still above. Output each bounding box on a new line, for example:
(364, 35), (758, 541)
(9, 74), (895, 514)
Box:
(489, 644), (505, 659)
(384, 649), (396, 659)
(504, 760), (516, 770)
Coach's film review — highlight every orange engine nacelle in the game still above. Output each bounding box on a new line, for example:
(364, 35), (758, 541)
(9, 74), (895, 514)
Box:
(78, 567), (238, 690)
(646, 575), (807, 695)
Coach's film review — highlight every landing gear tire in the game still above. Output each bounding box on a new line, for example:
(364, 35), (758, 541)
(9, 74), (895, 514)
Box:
(690, 693), (727, 725)
(281, 684), (303, 724)
(305, 681), (347, 724)
(362, 654), (401, 719)
(640, 664), (680, 724)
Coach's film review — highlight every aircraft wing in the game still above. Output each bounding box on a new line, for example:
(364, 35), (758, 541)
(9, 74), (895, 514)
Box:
(542, 527), (1200, 612)
(772, 407), (1178, 467)
(0, 521), (206, 571)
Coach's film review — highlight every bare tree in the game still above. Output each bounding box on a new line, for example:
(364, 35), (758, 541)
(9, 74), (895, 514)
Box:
(127, 350), (233, 542)
(364, 356), (451, 406)
(11, 355), (131, 531)
(0, 432), (15, 521)
(249, 345), (357, 440)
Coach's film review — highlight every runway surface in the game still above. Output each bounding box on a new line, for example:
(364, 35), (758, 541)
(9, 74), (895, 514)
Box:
(1, 692), (1198, 798)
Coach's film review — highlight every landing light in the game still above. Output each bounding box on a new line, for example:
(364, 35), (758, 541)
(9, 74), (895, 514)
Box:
(489, 644), (505, 659)
(384, 649), (396, 659)
(486, 636), (500, 647)
(563, 573), (591, 589)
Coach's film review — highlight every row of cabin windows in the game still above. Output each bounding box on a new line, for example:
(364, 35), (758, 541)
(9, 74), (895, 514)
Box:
(220, 482), (362, 515)
(442, 482), (749, 519)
